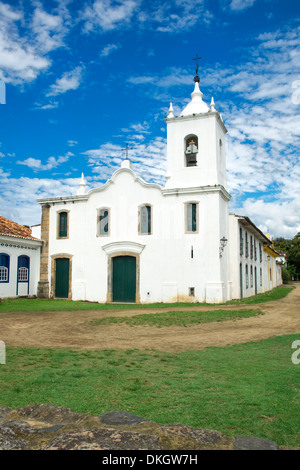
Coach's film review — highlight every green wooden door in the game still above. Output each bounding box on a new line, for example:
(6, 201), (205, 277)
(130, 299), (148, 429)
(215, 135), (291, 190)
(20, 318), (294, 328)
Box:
(113, 256), (136, 302)
(55, 258), (69, 298)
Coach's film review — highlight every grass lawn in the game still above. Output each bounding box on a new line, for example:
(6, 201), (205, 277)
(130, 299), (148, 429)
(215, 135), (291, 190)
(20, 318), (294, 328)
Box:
(0, 334), (299, 447)
(0, 285), (295, 312)
(90, 309), (264, 327)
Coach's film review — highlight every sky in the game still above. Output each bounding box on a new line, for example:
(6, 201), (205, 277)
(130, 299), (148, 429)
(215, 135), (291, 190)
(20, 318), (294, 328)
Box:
(0, 0), (299, 239)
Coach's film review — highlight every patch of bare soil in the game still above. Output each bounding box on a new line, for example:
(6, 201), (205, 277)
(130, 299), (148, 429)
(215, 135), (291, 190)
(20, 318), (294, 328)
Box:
(0, 284), (299, 352)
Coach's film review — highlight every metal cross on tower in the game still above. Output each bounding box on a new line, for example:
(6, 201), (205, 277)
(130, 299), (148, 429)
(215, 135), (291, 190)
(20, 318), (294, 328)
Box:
(122, 143), (133, 160)
(192, 54), (202, 77)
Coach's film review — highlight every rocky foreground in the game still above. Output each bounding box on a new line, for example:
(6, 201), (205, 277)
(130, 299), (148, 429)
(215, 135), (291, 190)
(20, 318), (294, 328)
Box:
(0, 404), (295, 451)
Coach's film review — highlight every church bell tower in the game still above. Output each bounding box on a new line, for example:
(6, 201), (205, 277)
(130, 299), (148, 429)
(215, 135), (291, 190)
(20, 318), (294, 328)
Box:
(164, 71), (228, 190)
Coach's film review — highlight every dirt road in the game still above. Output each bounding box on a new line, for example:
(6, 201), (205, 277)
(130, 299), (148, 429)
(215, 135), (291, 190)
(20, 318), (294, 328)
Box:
(0, 284), (299, 352)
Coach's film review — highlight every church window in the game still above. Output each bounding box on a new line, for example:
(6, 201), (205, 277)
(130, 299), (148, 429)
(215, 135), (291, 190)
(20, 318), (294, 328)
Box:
(0, 254), (9, 282)
(18, 255), (29, 282)
(184, 135), (198, 167)
(189, 287), (195, 297)
(259, 243), (262, 262)
(185, 203), (198, 233)
(219, 139), (223, 155)
(98, 208), (110, 236)
(245, 265), (249, 289)
(58, 211), (68, 238)
(250, 265), (253, 288)
(260, 268), (262, 286)
(250, 236), (253, 259)
(240, 228), (244, 255)
(245, 233), (249, 258)
(139, 205), (152, 235)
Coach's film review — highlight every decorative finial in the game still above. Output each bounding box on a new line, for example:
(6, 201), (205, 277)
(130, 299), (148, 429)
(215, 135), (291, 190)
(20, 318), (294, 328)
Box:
(168, 102), (174, 118)
(210, 97), (215, 111)
(76, 173), (86, 195)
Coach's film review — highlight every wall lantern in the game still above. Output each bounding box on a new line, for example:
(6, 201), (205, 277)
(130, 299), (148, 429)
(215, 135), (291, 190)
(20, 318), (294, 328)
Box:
(219, 236), (228, 258)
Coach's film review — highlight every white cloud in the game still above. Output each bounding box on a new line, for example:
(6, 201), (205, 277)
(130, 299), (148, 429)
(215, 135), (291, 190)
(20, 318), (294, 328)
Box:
(0, 3), (50, 84)
(229, 0), (256, 11)
(67, 140), (78, 147)
(82, 0), (138, 32)
(31, 4), (68, 53)
(0, 172), (83, 227)
(148, 0), (213, 33)
(46, 66), (83, 96)
(34, 100), (59, 110)
(100, 43), (120, 57)
(16, 153), (72, 171)
(80, 0), (213, 34)
(0, 1), (73, 85)
(82, 137), (166, 184)
(232, 198), (300, 239)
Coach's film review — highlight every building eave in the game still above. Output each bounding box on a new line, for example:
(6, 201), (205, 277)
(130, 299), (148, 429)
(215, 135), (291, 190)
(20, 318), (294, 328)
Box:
(233, 214), (271, 245)
(0, 233), (42, 246)
(163, 185), (231, 201)
(164, 110), (228, 134)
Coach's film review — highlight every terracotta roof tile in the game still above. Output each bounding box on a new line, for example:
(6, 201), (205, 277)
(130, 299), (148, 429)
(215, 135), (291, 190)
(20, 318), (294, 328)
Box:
(0, 216), (38, 240)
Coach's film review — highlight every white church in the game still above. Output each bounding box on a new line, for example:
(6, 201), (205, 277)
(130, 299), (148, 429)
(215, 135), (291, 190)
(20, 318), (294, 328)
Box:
(36, 73), (282, 304)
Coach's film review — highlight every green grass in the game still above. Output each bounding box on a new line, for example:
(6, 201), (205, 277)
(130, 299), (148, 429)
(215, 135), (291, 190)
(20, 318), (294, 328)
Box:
(90, 309), (263, 327)
(227, 286), (295, 305)
(0, 335), (299, 447)
(0, 286), (294, 312)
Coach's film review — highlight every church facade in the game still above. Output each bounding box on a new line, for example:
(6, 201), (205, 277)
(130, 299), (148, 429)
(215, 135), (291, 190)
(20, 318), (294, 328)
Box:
(36, 75), (282, 304)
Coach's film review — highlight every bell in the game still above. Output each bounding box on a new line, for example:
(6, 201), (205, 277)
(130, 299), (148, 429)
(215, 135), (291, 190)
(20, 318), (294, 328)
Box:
(185, 140), (198, 155)
(186, 153), (197, 166)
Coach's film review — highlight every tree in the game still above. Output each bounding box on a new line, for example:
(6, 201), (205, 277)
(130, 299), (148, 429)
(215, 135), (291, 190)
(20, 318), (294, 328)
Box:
(274, 233), (300, 280)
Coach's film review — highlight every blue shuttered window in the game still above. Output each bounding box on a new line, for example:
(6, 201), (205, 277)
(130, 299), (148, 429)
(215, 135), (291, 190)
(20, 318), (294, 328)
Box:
(0, 254), (9, 283)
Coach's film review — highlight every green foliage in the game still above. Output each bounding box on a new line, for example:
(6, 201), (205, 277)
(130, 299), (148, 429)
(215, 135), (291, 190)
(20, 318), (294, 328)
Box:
(274, 233), (300, 277)
(281, 267), (290, 284)
(0, 335), (299, 447)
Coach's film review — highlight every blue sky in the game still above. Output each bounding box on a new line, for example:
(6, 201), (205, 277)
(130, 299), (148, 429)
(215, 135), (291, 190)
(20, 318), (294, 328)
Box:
(0, 0), (299, 238)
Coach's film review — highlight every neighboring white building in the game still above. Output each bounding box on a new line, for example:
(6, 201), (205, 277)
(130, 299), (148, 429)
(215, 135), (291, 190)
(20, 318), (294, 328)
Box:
(36, 74), (282, 303)
(0, 216), (42, 298)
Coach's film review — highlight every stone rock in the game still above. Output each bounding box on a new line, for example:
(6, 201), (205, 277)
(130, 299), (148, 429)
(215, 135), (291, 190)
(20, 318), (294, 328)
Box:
(98, 410), (149, 426)
(0, 407), (12, 423)
(45, 428), (160, 451)
(0, 404), (286, 451)
(0, 426), (27, 450)
(234, 436), (278, 450)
